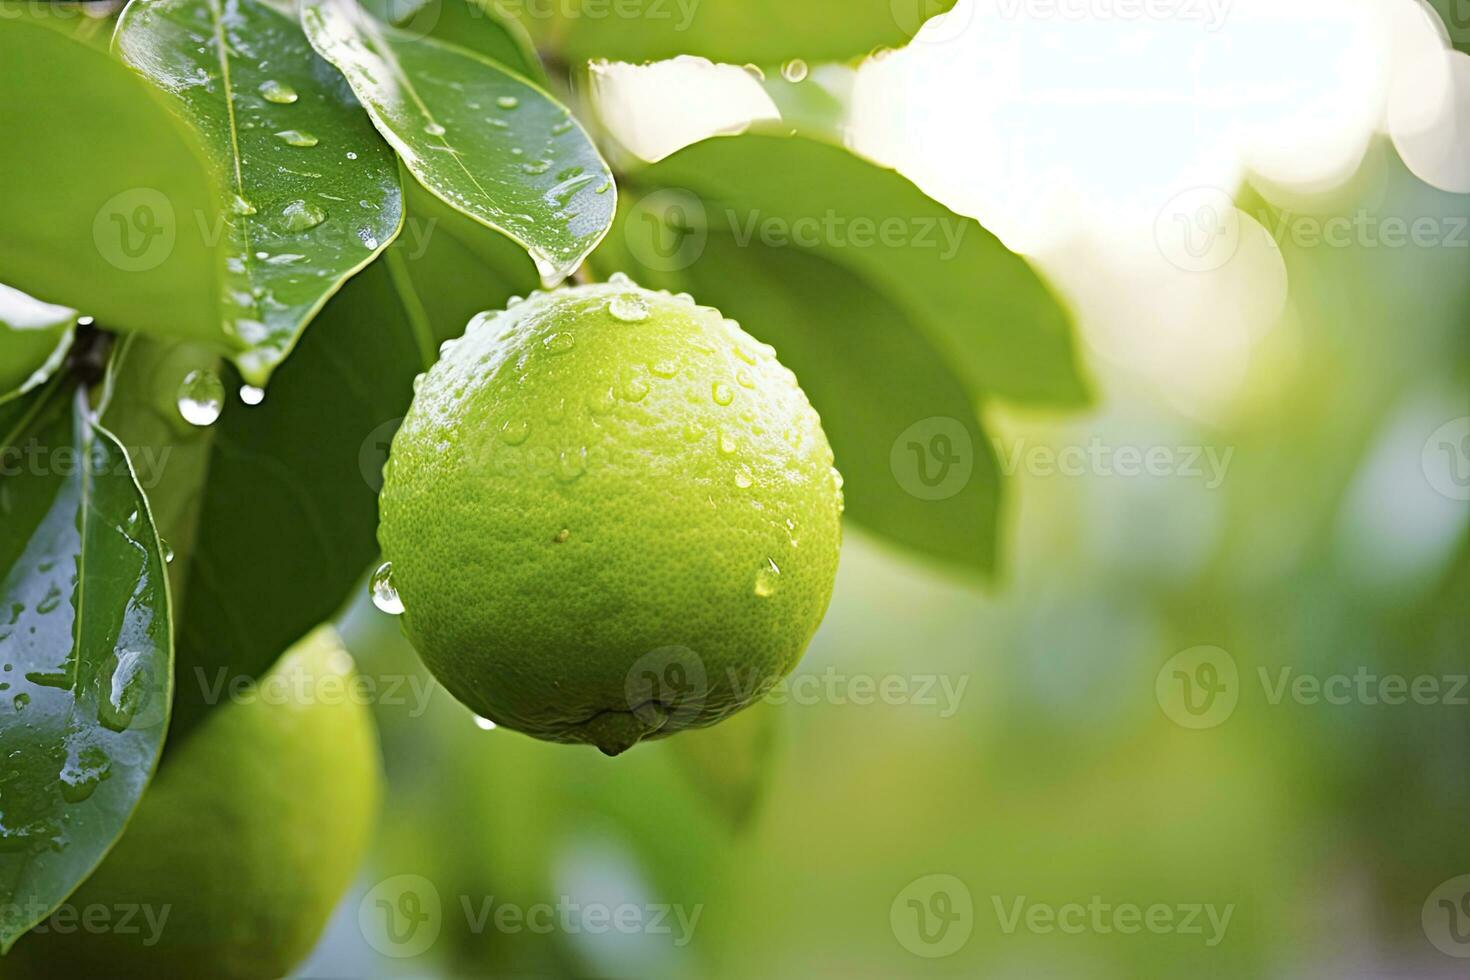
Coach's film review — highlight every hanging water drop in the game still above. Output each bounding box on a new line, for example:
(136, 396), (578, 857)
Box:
(239, 384), (265, 406)
(177, 369), (224, 427)
(370, 561), (404, 615)
(473, 714), (498, 730)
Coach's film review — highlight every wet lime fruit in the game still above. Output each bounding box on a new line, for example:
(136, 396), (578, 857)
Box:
(378, 277), (843, 755)
(3, 627), (381, 979)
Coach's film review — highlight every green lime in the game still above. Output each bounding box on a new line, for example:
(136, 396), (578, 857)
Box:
(378, 277), (843, 755)
(4, 627), (381, 980)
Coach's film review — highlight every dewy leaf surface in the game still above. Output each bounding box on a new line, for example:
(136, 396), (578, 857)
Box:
(115, 0), (404, 386)
(301, 0), (615, 284)
(0, 385), (173, 952)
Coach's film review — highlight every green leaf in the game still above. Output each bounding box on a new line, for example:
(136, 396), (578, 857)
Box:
(360, 0), (547, 80)
(627, 135), (1089, 407)
(518, 0), (957, 65)
(0, 384), (173, 953)
(301, 0), (615, 283)
(1, 0), (120, 49)
(597, 228), (1003, 575)
(0, 19), (231, 352)
(0, 286), (77, 407)
(115, 0), (405, 386)
(664, 702), (782, 830)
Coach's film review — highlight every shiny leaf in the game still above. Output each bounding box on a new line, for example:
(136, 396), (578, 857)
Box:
(301, 0), (615, 284)
(115, 0), (405, 386)
(628, 135), (1089, 407)
(360, 0), (546, 80)
(0, 286), (77, 407)
(0, 384), (173, 952)
(516, 0), (957, 65)
(0, 18), (230, 351)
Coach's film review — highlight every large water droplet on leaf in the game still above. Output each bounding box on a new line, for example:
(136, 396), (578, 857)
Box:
(259, 79), (298, 104)
(275, 129), (319, 147)
(177, 369), (224, 427)
(281, 199), (327, 232)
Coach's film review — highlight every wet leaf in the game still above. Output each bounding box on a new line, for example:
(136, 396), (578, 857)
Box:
(115, 0), (404, 386)
(0, 286), (77, 407)
(625, 135), (1089, 407)
(0, 18), (230, 353)
(301, 0), (615, 284)
(0, 384), (172, 952)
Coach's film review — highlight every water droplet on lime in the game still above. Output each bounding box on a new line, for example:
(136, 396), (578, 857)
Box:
(371, 561), (404, 615)
(608, 294), (649, 322)
(754, 557), (781, 597)
(500, 418), (530, 445)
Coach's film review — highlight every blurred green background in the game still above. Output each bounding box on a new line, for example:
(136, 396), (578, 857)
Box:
(298, 140), (1470, 977)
